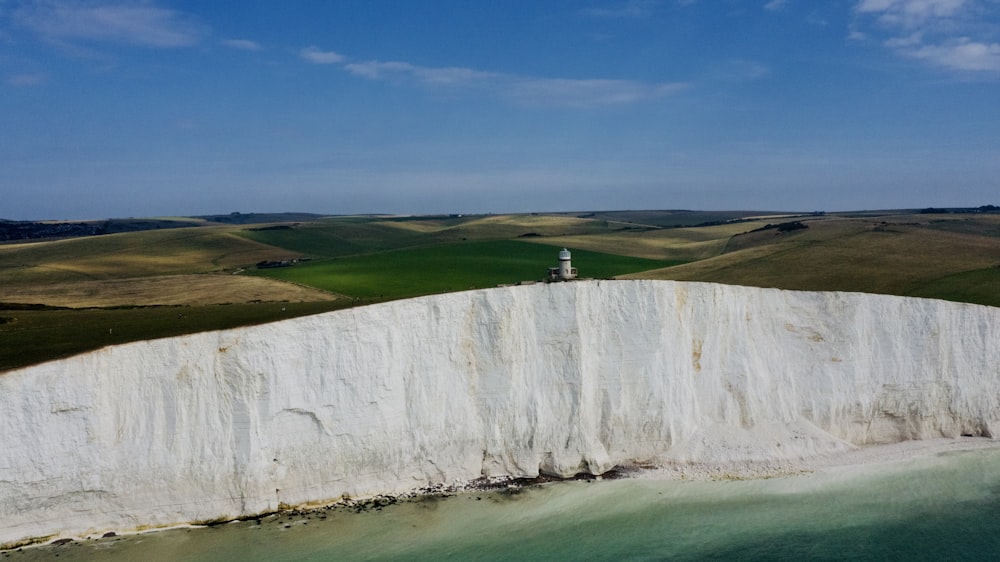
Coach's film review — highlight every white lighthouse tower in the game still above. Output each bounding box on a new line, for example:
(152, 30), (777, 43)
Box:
(548, 248), (578, 281)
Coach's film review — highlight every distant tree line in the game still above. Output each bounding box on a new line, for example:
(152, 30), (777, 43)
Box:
(919, 205), (999, 214)
(0, 219), (194, 241)
(0, 221), (104, 241)
(750, 221), (808, 234)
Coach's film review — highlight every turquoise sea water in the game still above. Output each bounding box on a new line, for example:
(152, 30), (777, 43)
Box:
(11, 448), (1000, 561)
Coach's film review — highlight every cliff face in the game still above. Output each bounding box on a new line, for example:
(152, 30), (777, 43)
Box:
(3, 280), (999, 545)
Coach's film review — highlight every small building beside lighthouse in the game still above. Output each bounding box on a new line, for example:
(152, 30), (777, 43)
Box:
(546, 248), (578, 281)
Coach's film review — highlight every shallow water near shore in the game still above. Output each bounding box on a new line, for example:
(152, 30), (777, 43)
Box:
(12, 446), (1000, 561)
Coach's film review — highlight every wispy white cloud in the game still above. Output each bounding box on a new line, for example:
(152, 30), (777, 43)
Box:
(505, 77), (686, 107)
(13, 0), (204, 48)
(709, 59), (770, 81)
(805, 11), (830, 26)
(341, 57), (686, 107)
(853, 0), (1000, 73)
(856, 0), (968, 29)
(764, 0), (789, 11)
(343, 60), (498, 86)
(581, 0), (659, 19)
(908, 37), (1000, 71)
(6, 72), (46, 86)
(222, 38), (261, 51)
(299, 46), (344, 64)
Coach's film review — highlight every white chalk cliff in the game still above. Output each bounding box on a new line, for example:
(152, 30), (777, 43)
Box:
(2, 280), (999, 546)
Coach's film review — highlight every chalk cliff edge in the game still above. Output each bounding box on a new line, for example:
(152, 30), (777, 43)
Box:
(2, 280), (999, 545)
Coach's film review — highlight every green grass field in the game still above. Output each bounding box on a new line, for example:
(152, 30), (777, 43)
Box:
(0, 300), (351, 372)
(238, 220), (431, 258)
(252, 240), (681, 300)
(909, 267), (1000, 308)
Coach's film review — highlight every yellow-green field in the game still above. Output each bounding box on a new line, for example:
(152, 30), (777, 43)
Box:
(625, 213), (1000, 306)
(524, 220), (777, 261)
(0, 275), (336, 308)
(0, 226), (297, 285)
(2, 210), (999, 371)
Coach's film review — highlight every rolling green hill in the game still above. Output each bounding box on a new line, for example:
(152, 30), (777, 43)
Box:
(626, 213), (1000, 308)
(251, 240), (680, 300)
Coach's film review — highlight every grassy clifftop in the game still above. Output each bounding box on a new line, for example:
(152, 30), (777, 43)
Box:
(2, 209), (998, 371)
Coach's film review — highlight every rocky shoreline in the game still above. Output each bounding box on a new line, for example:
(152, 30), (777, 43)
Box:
(2, 465), (658, 552)
(7, 437), (1000, 555)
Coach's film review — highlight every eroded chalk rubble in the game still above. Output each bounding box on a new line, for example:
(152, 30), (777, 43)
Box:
(2, 280), (999, 546)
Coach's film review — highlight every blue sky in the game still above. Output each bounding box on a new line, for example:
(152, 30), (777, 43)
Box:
(1, 0), (999, 220)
